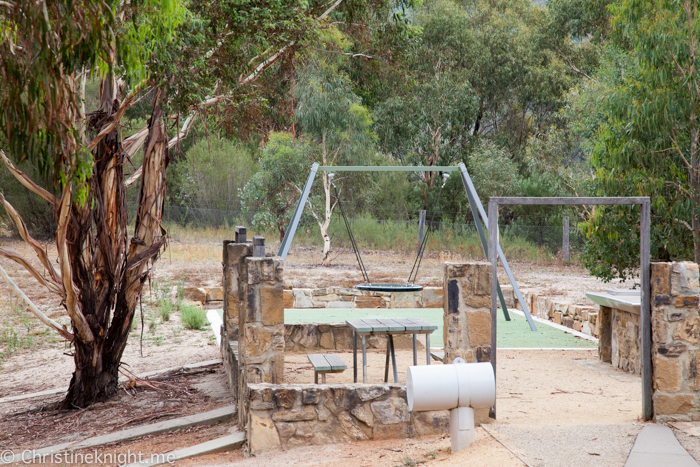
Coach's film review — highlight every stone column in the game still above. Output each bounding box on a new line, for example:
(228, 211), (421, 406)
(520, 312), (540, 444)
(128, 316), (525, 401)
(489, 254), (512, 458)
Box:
(237, 239), (286, 426)
(598, 305), (612, 363)
(651, 261), (700, 422)
(443, 262), (492, 364)
(223, 239), (252, 341)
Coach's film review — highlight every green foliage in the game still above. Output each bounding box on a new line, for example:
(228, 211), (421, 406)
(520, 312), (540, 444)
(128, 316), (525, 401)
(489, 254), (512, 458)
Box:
(0, 0), (184, 197)
(241, 132), (310, 241)
(180, 304), (207, 330)
(168, 135), (258, 210)
(152, 279), (174, 321)
(176, 278), (186, 308)
(579, 2), (700, 281)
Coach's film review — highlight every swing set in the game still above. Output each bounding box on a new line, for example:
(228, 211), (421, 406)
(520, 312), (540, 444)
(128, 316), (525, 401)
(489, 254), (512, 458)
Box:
(277, 163), (537, 331)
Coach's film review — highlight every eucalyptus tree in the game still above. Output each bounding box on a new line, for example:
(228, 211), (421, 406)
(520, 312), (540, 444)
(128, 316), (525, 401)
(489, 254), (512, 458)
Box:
(580, 0), (700, 281)
(294, 62), (375, 264)
(0, 0), (384, 408)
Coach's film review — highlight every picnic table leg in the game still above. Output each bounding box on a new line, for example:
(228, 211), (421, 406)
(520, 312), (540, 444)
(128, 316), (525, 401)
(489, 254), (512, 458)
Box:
(426, 333), (431, 365)
(315, 371), (318, 384)
(362, 335), (367, 383)
(384, 338), (390, 383)
(413, 334), (417, 366)
(353, 329), (357, 383)
(322, 373), (326, 384)
(389, 335), (398, 383)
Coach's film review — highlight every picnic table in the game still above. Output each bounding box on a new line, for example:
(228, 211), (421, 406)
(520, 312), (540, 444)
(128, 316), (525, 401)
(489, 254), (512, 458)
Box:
(346, 318), (438, 383)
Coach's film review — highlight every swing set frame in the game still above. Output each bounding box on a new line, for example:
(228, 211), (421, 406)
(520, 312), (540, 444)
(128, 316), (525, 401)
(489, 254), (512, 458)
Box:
(277, 163), (538, 331)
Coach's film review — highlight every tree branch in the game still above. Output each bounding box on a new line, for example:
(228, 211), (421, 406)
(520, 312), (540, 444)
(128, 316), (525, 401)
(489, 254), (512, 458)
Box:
(555, 47), (597, 82)
(0, 192), (62, 287)
(86, 81), (145, 152)
(123, 0), (346, 185)
(0, 263), (74, 341)
(311, 47), (376, 60)
(56, 183), (95, 343)
(0, 248), (63, 295)
(0, 149), (56, 204)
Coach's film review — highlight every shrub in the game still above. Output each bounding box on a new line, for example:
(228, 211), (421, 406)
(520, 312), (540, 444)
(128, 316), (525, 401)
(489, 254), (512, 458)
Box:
(158, 300), (172, 322)
(180, 305), (207, 330)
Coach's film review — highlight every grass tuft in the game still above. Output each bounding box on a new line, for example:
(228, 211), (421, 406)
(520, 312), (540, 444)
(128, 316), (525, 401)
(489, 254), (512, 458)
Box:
(180, 305), (207, 330)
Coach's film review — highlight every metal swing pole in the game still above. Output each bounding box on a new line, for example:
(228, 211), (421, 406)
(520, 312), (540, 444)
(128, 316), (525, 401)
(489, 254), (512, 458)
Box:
(458, 163), (537, 331)
(278, 163), (319, 259)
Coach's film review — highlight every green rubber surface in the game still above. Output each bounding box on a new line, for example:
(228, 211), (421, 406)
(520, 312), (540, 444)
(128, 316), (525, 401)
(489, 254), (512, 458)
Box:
(283, 308), (597, 349)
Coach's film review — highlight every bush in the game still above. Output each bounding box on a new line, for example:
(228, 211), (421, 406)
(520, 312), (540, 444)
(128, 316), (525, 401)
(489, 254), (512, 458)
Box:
(158, 300), (172, 322)
(180, 305), (207, 330)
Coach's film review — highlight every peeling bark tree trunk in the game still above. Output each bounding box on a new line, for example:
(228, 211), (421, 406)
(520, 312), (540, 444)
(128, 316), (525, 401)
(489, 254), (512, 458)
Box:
(320, 133), (332, 265)
(61, 87), (169, 409)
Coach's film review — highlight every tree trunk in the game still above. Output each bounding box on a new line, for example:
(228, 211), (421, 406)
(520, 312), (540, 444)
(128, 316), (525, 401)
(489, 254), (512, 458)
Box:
(61, 86), (169, 409)
(321, 133), (332, 265)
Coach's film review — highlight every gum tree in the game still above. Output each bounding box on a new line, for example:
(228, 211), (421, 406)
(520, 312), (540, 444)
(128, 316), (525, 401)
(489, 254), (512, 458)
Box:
(0, 0), (184, 408)
(581, 0), (700, 281)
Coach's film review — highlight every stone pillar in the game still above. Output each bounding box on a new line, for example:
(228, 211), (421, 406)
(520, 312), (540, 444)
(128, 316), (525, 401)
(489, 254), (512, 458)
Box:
(598, 305), (612, 363)
(237, 239), (285, 426)
(651, 261), (700, 422)
(223, 239), (252, 341)
(443, 262), (492, 364)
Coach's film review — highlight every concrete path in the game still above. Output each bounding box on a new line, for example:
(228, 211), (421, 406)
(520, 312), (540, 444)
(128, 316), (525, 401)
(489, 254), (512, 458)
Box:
(625, 425), (700, 467)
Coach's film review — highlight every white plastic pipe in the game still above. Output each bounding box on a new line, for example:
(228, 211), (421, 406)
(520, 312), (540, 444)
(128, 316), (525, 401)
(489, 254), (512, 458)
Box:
(407, 359), (495, 411)
(406, 359), (496, 453)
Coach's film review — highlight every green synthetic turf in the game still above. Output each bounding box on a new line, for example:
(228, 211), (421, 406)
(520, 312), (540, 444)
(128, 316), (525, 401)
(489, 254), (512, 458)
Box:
(283, 308), (597, 349)
(215, 308), (596, 348)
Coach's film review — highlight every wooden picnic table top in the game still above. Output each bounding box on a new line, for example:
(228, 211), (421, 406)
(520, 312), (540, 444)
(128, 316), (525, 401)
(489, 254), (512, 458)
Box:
(345, 317), (437, 334)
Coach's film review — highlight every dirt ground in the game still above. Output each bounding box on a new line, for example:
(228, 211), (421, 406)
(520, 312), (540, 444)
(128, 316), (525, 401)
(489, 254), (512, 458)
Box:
(0, 239), (647, 466)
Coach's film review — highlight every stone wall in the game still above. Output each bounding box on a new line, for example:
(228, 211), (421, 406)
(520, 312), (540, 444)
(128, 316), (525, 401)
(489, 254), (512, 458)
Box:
(443, 262), (492, 365)
(284, 323), (424, 352)
(246, 383), (449, 456)
(598, 306), (640, 374)
(651, 262), (700, 422)
(285, 286), (510, 310)
(525, 292), (598, 338)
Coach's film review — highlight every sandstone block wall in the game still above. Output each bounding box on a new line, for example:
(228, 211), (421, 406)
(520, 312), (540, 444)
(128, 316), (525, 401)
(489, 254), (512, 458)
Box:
(284, 323), (424, 352)
(246, 383), (449, 456)
(598, 306), (640, 374)
(285, 286), (450, 309)
(525, 292), (598, 338)
(443, 262), (492, 365)
(651, 262), (700, 422)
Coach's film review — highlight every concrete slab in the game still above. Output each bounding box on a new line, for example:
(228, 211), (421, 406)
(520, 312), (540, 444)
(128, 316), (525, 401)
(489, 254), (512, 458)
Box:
(625, 425), (700, 467)
(121, 432), (245, 467)
(207, 309), (223, 346)
(9, 405), (236, 463)
(0, 359), (222, 404)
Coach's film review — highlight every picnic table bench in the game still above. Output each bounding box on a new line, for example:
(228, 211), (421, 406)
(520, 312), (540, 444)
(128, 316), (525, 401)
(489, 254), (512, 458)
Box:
(307, 353), (347, 383)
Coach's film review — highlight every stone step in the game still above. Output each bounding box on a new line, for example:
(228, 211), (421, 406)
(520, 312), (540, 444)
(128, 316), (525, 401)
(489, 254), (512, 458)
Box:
(11, 405), (236, 463)
(121, 432), (245, 467)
